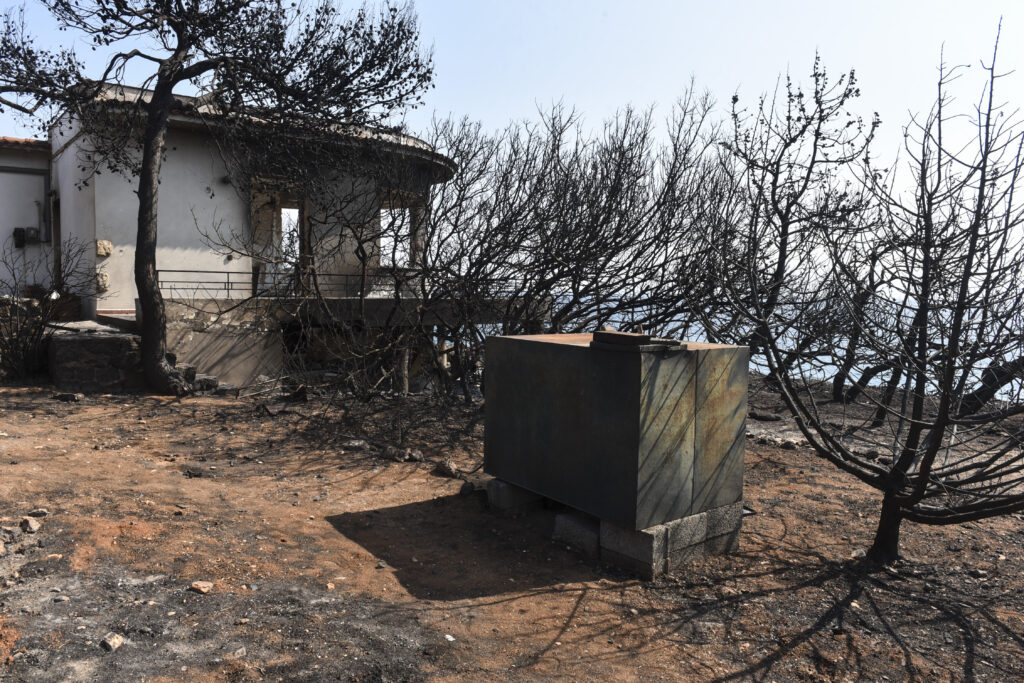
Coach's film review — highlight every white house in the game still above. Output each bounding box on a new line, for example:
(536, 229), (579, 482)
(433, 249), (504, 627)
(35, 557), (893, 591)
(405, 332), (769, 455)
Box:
(0, 136), (52, 292)
(0, 90), (456, 385)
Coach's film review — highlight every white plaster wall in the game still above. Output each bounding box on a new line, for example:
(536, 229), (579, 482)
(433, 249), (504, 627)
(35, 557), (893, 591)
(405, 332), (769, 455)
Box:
(0, 147), (52, 292)
(92, 125), (252, 311)
(40, 119), (413, 313)
(308, 174), (382, 281)
(51, 123), (98, 315)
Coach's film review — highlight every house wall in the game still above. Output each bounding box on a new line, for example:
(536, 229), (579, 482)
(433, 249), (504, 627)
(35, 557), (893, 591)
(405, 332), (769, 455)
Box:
(308, 174), (382, 289)
(51, 122), (98, 316)
(45, 118), (444, 316)
(0, 146), (52, 292)
(91, 125), (252, 313)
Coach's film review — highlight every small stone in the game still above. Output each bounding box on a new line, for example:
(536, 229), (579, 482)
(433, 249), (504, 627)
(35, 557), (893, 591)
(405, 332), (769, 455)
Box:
(459, 481), (475, 496)
(226, 646), (246, 659)
(100, 632), (124, 652)
(190, 580), (214, 594)
(444, 634), (456, 642)
(193, 374), (219, 392)
(434, 458), (459, 478)
(405, 448), (424, 462)
(691, 621), (725, 644)
(851, 548), (867, 559)
(970, 568), (988, 578)
(236, 618), (249, 625)
(20, 517), (41, 534)
(214, 383), (239, 397)
(384, 445), (407, 462)
(326, 583), (335, 591)
(376, 560), (388, 569)
(177, 364), (197, 384)
(340, 439), (369, 451)
(52, 392), (84, 403)
(27, 508), (49, 518)
(53, 595), (69, 603)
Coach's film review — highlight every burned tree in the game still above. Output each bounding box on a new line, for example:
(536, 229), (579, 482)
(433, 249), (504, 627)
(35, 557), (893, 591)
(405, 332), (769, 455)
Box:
(713, 57), (878, 368)
(0, 236), (94, 377)
(0, 1), (432, 393)
(192, 95), (726, 401)
(194, 116), (451, 398)
(730, 45), (1024, 562)
(406, 97), (728, 397)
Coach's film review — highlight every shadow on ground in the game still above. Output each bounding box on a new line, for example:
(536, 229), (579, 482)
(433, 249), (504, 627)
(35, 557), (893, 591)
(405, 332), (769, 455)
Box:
(327, 492), (599, 600)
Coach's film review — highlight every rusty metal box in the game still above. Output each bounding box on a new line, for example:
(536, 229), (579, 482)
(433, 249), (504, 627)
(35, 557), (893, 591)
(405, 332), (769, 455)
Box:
(484, 333), (747, 530)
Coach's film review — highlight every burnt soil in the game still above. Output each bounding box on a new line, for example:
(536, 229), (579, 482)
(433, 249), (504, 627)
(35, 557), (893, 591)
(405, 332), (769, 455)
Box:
(1, 381), (1022, 681)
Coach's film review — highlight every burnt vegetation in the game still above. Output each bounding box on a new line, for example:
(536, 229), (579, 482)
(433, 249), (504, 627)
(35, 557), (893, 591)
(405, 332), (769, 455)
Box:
(1, 4), (1022, 563)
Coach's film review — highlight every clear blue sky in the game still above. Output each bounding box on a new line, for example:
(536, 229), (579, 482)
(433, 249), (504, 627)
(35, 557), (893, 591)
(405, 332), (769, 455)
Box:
(3, 0), (1022, 163)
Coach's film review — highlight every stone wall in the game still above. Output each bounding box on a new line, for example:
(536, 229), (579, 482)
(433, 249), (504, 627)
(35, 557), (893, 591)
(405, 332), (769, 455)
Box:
(164, 299), (284, 387)
(48, 323), (145, 393)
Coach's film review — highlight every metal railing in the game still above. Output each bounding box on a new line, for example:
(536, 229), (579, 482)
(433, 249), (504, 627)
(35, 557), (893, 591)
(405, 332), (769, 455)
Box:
(156, 268), (420, 300)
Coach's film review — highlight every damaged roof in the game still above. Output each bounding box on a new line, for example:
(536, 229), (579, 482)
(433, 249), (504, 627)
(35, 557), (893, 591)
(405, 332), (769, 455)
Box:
(0, 136), (50, 152)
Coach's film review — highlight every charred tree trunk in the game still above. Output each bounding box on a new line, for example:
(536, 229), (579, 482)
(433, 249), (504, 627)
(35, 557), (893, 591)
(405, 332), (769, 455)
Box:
(866, 493), (903, 563)
(135, 77), (186, 395)
(870, 366), (904, 427)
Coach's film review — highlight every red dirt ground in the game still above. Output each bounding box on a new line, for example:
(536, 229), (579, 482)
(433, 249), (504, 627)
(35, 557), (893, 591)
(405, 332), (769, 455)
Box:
(1, 384), (1022, 681)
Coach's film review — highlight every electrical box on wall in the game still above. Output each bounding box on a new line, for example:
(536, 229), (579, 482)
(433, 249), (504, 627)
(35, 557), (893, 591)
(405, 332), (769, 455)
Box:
(11, 227), (40, 248)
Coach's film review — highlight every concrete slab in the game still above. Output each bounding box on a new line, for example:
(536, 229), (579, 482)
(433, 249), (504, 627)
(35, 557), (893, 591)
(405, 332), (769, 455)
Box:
(599, 501), (743, 578)
(599, 520), (666, 576)
(664, 511), (708, 556)
(706, 501), (745, 539)
(705, 529), (741, 554)
(552, 510), (600, 558)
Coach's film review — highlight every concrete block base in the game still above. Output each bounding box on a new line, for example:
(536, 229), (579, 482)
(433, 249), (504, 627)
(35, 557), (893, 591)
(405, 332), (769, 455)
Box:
(487, 479), (544, 515)
(552, 510), (600, 558)
(600, 500), (744, 578)
(486, 479), (743, 579)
